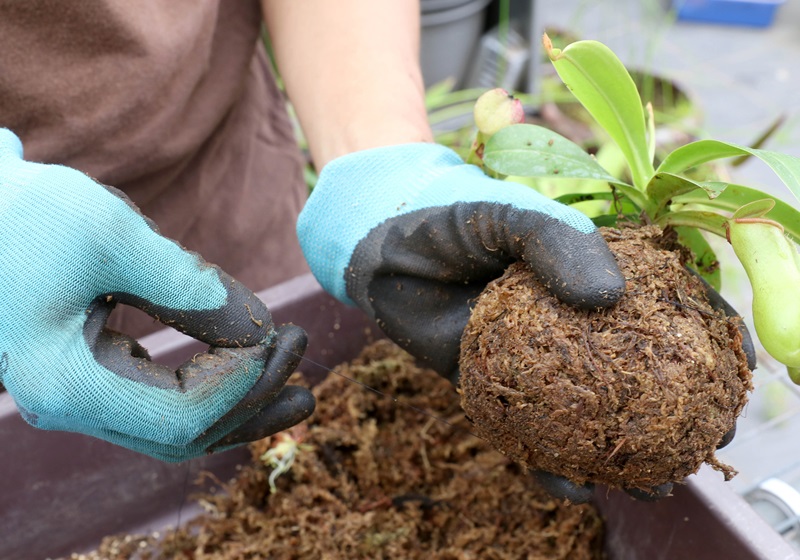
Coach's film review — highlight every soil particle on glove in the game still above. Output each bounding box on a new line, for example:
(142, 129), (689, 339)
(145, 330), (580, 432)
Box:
(459, 225), (753, 492)
(74, 340), (605, 560)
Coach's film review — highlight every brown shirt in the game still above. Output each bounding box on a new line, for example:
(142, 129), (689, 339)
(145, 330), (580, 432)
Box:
(0, 0), (310, 337)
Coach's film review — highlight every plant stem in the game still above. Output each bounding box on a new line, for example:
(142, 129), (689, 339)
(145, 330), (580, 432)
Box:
(655, 210), (728, 238)
(497, 0), (510, 86)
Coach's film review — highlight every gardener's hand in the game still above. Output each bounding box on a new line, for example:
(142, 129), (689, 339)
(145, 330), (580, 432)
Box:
(0, 129), (315, 462)
(298, 143), (626, 383)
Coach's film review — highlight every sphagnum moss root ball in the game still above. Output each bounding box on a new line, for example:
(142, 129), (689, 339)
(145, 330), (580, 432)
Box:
(459, 225), (752, 491)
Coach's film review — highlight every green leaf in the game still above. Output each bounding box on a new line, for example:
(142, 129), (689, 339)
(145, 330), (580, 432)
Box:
(544, 36), (655, 191)
(591, 214), (622, 227)
(646, 172), (728, 215)
(657, 140), (740, 173)
(672, 183), (800, 242)
(554, 192), (616, 205)
(657, 140), (800, 205)
(754, 149), (800, 203)
(484, 124), (625, 183)
(484, 125), (652, 213)
(674, 226), (721, 291)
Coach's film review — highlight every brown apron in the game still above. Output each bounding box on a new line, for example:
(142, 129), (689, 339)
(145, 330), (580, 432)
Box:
(0, 0), (310, 338)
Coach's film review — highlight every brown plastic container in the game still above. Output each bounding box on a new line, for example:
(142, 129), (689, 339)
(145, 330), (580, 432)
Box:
(1, 274), (797, 559)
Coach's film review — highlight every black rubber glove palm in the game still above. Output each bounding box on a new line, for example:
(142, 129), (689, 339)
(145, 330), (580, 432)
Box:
(298, 143), (623, 500)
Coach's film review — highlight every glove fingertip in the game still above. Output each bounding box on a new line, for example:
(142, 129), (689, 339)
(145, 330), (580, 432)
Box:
(517, 217), (625, 311)
(207, 385), (316, 450)
(272, 385), (316, 426)
(532, 470), (595, 504)
(717, 425), (736, 450)
(209, 323), (308, 409)
(273, 323), (309, 355)
(625, 482), (673, 502)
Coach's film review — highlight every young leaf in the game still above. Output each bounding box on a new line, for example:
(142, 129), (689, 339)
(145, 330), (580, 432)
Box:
(733, 199), (776, 220)
(646, 102), (656, 167)
(543, 34), (655, 191)
(424, 78), (457, 110)
(552, 191), (643, 217)
(647, 172), (727, 215)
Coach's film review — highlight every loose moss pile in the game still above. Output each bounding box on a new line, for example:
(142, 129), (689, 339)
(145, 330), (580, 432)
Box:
(460, 225), (753, 492)
(75, 340), (604, 559)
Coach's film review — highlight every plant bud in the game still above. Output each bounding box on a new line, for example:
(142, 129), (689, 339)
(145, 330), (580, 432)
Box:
(473, 88), (524, 137)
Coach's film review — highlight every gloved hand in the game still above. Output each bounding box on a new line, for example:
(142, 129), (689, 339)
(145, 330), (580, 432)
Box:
(298, 143), (625, 381)
(0, 129), (315, 462)
(298, 142), (756, 503)
(298, 142), (623, 500)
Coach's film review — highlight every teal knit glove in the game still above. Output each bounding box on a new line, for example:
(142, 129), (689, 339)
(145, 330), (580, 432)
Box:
(0, 129), (314, 461)
(298, 143), (625, 381)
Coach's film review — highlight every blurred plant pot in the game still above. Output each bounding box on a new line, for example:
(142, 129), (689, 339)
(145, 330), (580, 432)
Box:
(420, 0), (493, 88)
(629, 69), (703, 143)
(2, 274), (795, 559)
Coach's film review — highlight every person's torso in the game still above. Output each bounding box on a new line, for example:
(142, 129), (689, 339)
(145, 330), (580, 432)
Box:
(0, 0), (265, 185)
(0, 0), (311, 337)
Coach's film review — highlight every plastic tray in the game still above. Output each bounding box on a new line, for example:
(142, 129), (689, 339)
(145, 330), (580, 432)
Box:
(1, 274), (797, 559)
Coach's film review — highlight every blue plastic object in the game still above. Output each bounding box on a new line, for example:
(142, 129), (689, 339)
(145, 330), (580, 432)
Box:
(673, 0), (785, 28)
